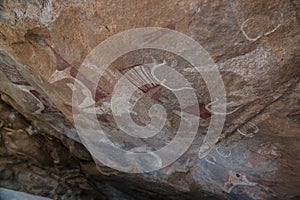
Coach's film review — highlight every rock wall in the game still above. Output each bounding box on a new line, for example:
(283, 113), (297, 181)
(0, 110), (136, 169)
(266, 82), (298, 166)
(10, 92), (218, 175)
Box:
(0, 0), (299, 199)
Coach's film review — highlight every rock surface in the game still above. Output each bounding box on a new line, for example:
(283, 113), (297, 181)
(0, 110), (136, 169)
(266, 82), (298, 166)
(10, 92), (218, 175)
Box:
(0, 188), (50, 200)
(0, 0), (299, 199)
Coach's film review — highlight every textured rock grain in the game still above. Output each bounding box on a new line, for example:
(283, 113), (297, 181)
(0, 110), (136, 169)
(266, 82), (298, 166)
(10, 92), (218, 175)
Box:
(0, 0), (299, 199)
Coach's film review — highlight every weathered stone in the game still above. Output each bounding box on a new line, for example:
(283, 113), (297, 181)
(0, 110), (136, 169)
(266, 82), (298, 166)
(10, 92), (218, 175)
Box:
(0, 0), (299, 199)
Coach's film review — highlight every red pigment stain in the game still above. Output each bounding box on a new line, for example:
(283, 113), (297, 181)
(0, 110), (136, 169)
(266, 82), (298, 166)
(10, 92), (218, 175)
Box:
(97, 114), (109, 123)
(45, 42), (109, 101)
(0, 62), (31, 86)
(44, 41), (71, 71)
(29, 90), (62, 114)
(287, 110), (300, 117)
(70, 68), (109, 101)
(119, 64), (160, 93)
(151, 87), (163, 103)
(183, 103), (212, 119)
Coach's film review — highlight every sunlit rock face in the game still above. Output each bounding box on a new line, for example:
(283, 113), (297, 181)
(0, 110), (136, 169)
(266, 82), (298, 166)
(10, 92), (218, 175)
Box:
(0, 0), (299, 199)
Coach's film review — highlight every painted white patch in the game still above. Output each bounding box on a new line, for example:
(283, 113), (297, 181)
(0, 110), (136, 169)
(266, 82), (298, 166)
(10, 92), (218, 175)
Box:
(17, 85), (45, 114)
(150, 59), (194, 91)
(48, 68), (71, 83)
(205, 98), (240, 115)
